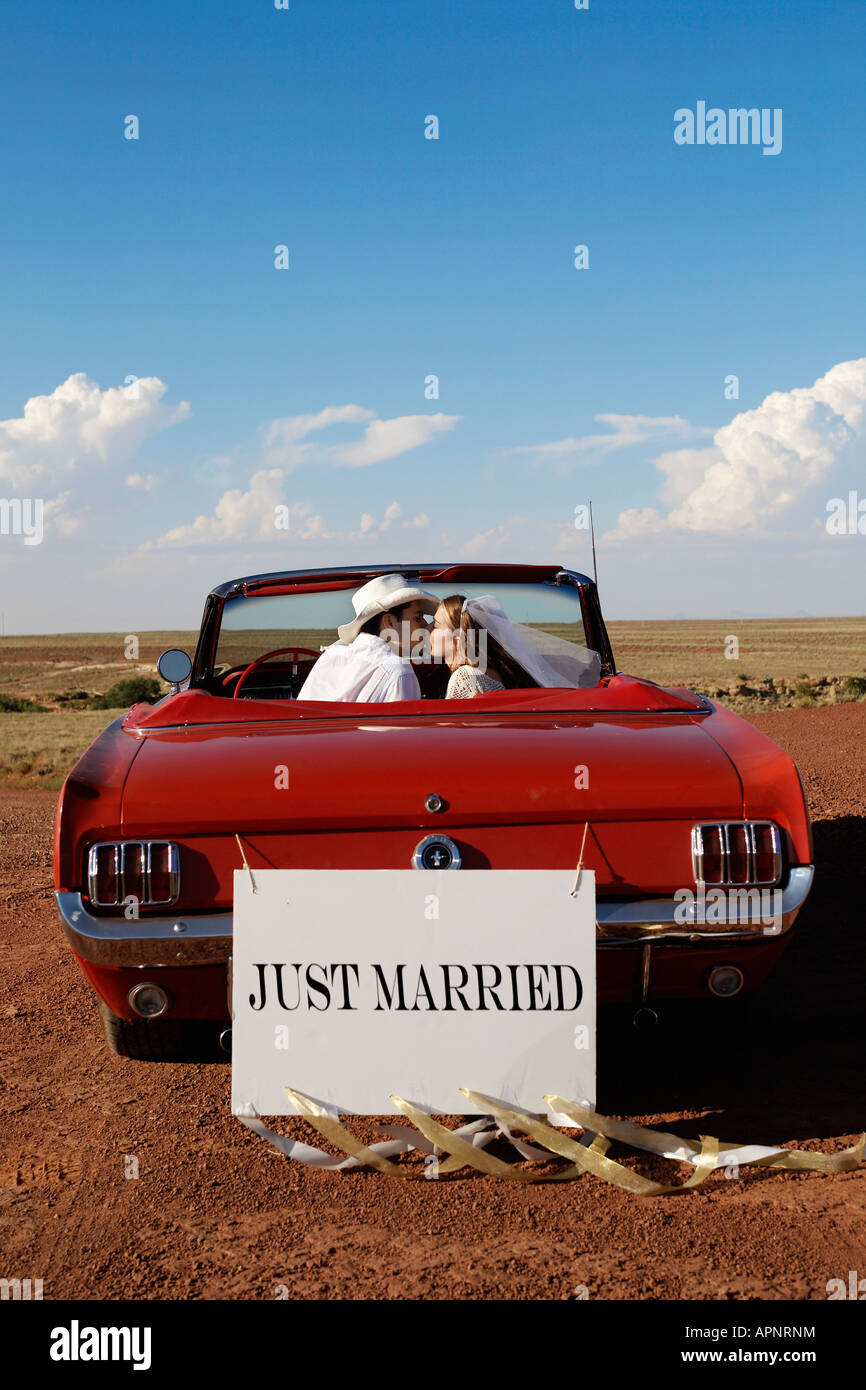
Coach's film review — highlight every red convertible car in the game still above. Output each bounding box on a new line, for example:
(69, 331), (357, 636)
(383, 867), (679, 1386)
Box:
(53, 563), (814, 1057)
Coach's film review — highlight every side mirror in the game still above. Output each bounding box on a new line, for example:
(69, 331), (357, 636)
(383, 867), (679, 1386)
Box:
(157, 649), (192, 693)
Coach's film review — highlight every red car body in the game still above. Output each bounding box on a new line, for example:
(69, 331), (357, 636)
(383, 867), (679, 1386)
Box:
(53, 563), (813, 1054)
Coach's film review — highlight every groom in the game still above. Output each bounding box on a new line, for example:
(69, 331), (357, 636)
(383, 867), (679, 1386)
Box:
(297, 573), (439, 702)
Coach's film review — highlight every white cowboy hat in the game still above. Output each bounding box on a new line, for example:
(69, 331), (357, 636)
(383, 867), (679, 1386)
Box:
(338, 573), (439, 644)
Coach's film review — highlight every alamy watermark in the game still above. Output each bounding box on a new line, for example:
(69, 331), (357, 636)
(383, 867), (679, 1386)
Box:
(826, 491), (866, 535)
(0, 497), (43, 545)
(1, 1277), (43, 1300)
(674, 885), (782, 928)
(674, 103), (782, 156)
(826, 1270), (866, 1299)
(50, 1322), (152, 1370)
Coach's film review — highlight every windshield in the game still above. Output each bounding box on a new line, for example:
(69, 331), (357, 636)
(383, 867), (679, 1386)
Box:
(206, 578), (604, 704)
(215, 582), (595, 671)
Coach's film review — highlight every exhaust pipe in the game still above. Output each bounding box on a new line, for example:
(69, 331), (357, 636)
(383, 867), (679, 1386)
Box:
(632, 1006), (659, 1030)
(631, 944), (658, 1027)
(219, 1027), (232, 1054)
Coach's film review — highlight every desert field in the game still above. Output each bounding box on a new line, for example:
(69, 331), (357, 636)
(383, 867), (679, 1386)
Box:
(1, 701), (864, 1300)
(1, 618), (864, 790)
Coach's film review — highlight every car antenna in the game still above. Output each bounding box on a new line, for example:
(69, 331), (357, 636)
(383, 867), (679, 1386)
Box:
(589, 500), (599, 585)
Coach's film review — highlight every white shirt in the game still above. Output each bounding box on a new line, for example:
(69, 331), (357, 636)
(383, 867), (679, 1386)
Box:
(297, 633), (421, 703)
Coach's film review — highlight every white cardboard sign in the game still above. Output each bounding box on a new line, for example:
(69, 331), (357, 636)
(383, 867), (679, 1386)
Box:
(231, 869), (596, 1118)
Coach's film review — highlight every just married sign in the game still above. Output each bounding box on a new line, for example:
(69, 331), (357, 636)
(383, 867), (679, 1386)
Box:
(231, 869), (596, 1117)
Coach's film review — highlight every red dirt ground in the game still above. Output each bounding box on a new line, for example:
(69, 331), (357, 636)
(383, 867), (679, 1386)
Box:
(1, 703), (864, 1300)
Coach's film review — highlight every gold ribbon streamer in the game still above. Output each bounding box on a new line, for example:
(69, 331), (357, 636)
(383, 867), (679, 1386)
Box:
(460, 1090), (720, 1194)
(545, 1095), (866, 1177)
(284, 1088), (417, 1177)
(281, 1086), (864, 1191)
(390, 1096), (582, 1182)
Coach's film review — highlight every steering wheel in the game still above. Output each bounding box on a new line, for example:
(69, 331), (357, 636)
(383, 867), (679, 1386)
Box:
(229, 647), (321, 699)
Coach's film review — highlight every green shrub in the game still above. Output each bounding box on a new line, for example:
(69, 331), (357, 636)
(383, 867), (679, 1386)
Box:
(0, 692), (48, 713)
(89, 677), (162, 710)
(838, 676), (866, 702)
(793, 679), (816, 707)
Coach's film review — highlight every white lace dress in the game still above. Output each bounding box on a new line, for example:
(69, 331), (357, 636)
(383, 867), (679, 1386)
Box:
(446, 665), (505, 699)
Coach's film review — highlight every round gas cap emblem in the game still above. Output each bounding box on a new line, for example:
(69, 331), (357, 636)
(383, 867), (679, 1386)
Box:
(412, 834), (462, 870)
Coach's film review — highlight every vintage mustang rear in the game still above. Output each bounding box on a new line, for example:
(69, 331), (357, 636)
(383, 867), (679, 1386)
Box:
(53, 563), (814, 1057)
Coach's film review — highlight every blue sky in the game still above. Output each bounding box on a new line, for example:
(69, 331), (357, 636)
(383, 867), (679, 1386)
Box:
(1, 0), (864, 630)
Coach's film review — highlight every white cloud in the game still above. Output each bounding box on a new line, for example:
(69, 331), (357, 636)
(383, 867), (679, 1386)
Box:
(355, 502), (430, 536)
(150, 470), (330, 548)
(605, 358), (866, 541)
(0, 373), (189, 493)
(511, 414), (711, 462)
(126, 472), (159, 492)
(296, 511), (333, 541)
(331, 412), (460, 467)
(262, 405), (375, 468)
(150, 403), (457, 548)
(457, 523), (513, 556)
(43, 492), (86, 536)
(601, 506), (666, 541)
(150, 482), (430, 550)
(261, 405), (460, 471)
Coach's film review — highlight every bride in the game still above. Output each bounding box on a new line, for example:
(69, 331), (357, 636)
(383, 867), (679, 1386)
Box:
(429, 592), (602, 698)
(429, 593), (531, 697)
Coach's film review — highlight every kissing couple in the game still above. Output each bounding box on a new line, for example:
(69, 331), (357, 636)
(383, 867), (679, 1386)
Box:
(298, 572), (566, 703)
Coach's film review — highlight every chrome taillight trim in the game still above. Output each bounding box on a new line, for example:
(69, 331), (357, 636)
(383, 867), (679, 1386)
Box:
(147, 841), (180, 904)
(87, 841), (180, 907)
(691, 821), (782, 887)
(122, 841), (145, 897)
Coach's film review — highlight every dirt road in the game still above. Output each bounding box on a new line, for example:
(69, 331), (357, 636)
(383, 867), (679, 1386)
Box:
(1, 704), (864, 1300)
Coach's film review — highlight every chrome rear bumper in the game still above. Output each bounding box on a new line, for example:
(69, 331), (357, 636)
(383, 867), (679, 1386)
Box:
(596, 866), (813, 943)
(56, 893), (233, 968)
(55, 866), (813, 969)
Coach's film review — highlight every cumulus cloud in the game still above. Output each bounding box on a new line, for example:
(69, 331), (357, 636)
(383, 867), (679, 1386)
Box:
(150, 470), (330, 548)
(511, 414), (711, 462)
(358, 502), (429, 535)
(456, 523), (513, 556)
(42, 492), (86, 536)
(605, 359), (866, 541)
(150, 483), (429, 550)
(126, 472), (159, 492)
(151, 404), (456, 548)
(261, 404), (460, 471)
(0, 373), (189, 493)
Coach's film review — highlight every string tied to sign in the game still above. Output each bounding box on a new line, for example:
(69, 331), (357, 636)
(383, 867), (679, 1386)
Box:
(571, 821), (590, 897)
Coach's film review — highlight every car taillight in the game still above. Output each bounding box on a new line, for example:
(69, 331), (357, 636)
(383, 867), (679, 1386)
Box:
(147, 842), (179, 903)
(87, 841), (180, 907)
(691, 822), (783, 886)
(122, 842), (146, 903)
(696, 824), (724, 882)
(726, 824), (750, 883)
(90, 843), (120, 904)
(752, 822), (783, 884)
